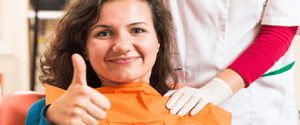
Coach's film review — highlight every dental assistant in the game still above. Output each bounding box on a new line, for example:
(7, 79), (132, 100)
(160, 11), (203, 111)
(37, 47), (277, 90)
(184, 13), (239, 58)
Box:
(164, 0), (300, 125)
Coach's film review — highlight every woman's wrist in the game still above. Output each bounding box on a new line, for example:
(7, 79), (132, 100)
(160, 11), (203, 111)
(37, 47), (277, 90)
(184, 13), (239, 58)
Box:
(44, 104), (56, 125)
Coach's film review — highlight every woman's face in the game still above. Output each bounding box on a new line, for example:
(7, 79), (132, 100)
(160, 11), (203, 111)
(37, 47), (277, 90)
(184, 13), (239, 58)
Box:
(86, 0), (160, 86)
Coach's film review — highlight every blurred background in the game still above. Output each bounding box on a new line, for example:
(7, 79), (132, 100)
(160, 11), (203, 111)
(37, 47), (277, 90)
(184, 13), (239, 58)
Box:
(0, 0), (299, 123)
(0, 0), (70, 95)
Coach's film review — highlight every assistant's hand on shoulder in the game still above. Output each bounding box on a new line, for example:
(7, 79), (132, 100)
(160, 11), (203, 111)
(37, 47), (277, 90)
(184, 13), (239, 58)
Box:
(164, 78), (233, 117)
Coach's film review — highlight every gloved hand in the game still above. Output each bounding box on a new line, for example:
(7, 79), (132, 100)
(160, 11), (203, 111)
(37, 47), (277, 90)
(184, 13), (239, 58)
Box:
(164, 78), (233, 116)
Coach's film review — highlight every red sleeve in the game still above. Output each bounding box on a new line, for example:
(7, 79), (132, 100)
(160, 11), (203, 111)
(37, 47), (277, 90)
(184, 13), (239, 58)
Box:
(228, 25), (298, 87)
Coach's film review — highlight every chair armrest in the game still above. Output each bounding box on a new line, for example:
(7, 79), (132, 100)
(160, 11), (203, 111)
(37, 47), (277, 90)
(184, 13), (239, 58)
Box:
(0, 91), (45, 125)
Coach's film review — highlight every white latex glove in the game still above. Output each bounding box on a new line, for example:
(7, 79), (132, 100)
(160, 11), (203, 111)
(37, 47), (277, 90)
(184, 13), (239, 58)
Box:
(164, 78), (233, 117)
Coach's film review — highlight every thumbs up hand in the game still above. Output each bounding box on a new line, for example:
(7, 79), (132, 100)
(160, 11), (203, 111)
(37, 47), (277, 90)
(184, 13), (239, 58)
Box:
(45, 54), (111, 125)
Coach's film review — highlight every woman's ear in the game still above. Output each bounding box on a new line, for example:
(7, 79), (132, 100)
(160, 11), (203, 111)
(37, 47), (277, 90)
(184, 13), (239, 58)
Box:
(156, 36), (160, 52)
(157, 42), (160, 52)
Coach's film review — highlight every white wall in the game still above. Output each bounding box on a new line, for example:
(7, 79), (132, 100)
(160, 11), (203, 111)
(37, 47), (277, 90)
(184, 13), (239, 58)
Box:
(293, 36), (300, 124)
(0, 0), (30, 95)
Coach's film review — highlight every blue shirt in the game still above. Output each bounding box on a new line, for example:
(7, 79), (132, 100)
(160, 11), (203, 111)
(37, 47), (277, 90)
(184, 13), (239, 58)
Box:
(25, 98), (51, 125)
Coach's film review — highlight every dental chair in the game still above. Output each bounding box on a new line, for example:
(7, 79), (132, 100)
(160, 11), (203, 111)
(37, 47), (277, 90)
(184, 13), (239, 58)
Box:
(0, 91), (44, 125)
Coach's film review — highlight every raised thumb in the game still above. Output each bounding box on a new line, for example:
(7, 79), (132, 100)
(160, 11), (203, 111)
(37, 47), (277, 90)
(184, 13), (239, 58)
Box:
(71, 53), (87, 86)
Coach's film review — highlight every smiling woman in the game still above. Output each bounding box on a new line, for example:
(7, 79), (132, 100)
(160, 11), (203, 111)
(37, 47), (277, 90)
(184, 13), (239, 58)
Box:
(25, 0), (178, 124)
(39, 0), (177, 95)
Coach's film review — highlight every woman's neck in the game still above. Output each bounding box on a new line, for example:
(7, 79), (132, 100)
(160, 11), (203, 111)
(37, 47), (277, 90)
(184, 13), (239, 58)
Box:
(100, 79), (150, 87)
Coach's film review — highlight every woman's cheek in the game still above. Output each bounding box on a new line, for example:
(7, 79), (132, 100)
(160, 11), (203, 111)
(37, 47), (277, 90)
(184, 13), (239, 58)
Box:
(139, 38), (159, 52)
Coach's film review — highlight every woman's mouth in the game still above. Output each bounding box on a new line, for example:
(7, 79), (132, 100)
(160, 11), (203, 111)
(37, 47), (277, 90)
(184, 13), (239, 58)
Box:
(109, 57), (139, 64)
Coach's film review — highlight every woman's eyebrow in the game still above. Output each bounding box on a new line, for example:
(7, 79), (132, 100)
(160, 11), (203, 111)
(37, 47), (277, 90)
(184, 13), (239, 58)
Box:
(127, 22), (148, 27)
(91, 22), (148, 30)
(91, 25), (111, 30)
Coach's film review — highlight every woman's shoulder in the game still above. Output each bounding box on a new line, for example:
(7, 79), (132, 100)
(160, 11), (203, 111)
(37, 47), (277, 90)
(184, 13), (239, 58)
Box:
(28, 97), (46, 110)
(25, 98), (51, 125)
(167, 83), (194, 90)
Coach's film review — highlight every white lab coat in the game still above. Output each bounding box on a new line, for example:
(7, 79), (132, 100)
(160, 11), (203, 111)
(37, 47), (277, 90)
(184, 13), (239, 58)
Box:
(165, 0), (300, 124)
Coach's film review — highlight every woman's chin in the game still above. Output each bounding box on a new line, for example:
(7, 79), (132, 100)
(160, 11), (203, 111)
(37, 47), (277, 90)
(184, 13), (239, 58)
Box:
(98, 72), (151, 86)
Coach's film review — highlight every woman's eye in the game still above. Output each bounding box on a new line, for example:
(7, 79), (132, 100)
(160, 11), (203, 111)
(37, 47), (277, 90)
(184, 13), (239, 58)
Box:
(96, 31), (111, 37)
(131, 28), (145, 34)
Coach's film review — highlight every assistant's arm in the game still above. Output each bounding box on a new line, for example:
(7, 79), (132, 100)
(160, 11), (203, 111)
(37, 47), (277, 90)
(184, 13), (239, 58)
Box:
(221, 25), (298, 94)
(165, 25), (298, 116)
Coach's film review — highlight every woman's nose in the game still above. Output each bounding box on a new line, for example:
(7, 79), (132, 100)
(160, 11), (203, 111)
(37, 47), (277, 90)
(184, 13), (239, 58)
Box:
(112, 34), (134, 54)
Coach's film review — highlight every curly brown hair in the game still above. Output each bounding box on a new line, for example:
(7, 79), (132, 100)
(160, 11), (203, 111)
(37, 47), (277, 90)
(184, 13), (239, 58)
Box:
(39, 0), (178, 95)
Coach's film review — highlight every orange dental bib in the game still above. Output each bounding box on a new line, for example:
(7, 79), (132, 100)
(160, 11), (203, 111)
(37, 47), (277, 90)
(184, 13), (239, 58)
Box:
(45, 82), (231, 125)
